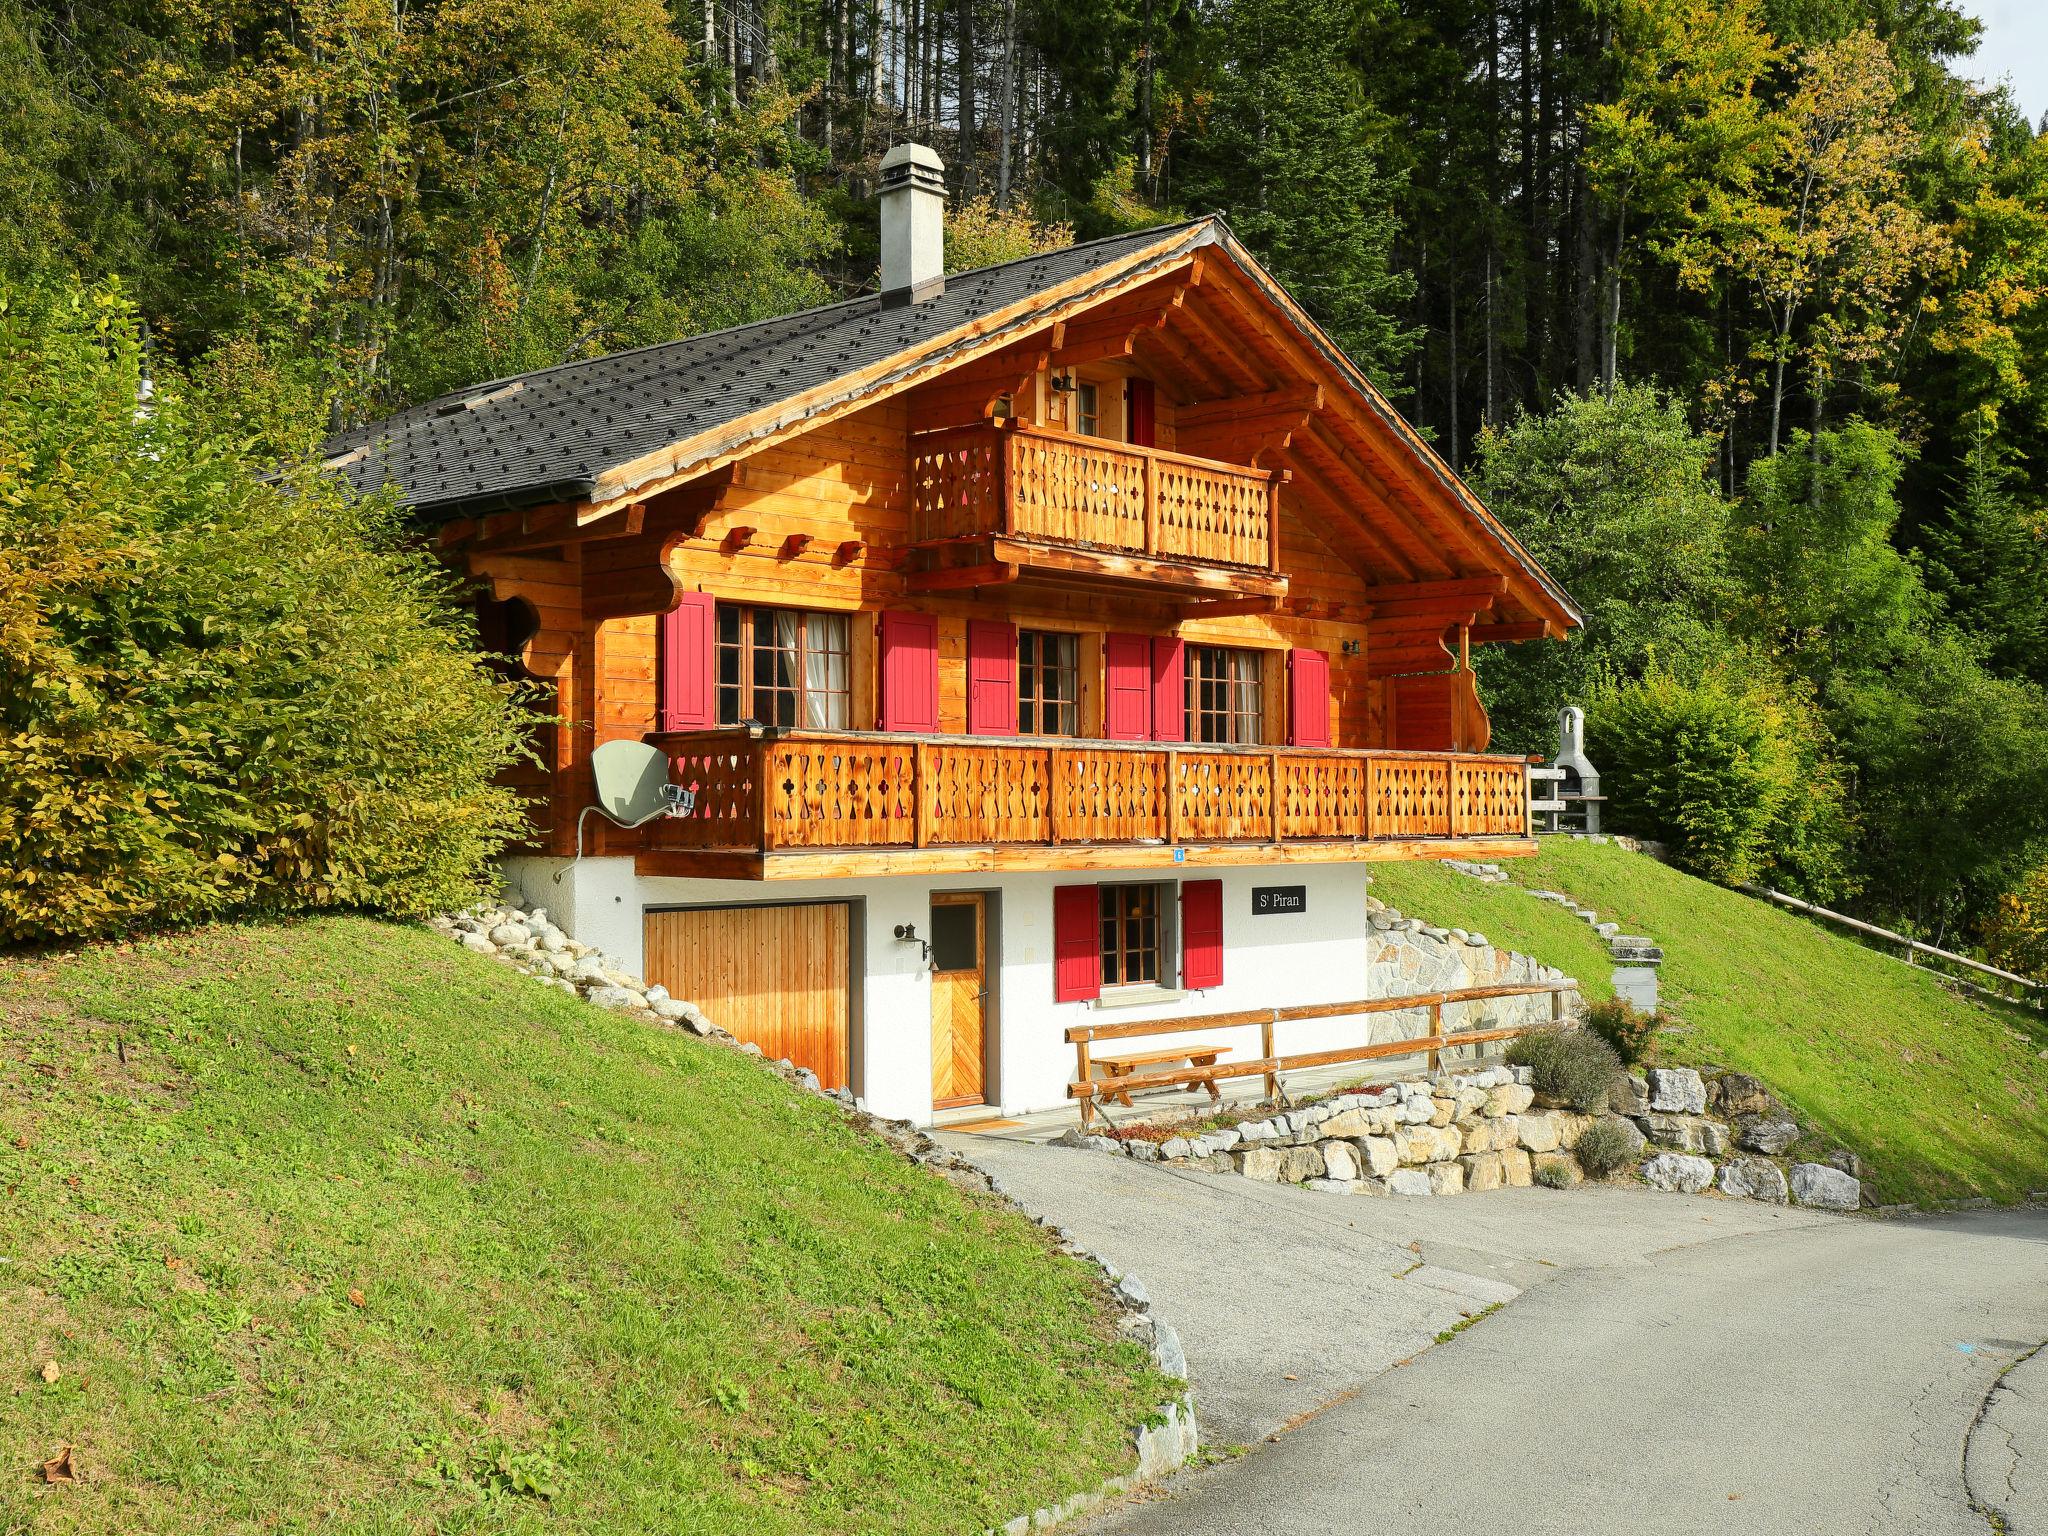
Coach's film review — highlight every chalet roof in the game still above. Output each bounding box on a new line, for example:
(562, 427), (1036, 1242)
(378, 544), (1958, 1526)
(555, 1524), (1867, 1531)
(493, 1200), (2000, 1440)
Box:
(322, 222), (1206, 519)
(325, 216), (1581, 630)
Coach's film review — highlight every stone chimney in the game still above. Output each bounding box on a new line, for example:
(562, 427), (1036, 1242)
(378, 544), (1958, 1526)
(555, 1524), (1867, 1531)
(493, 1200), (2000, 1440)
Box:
(879, 143), (947, 306)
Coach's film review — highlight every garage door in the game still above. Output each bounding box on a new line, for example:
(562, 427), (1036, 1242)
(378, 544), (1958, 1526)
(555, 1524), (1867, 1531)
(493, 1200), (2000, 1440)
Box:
(643, 904), (851, 1090)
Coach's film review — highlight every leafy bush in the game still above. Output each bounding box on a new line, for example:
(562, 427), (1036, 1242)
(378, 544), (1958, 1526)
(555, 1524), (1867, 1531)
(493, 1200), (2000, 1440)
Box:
(1533, 1159), (1574, 1189)
(1506, 1026), (1623, 1112)
(0, 280), (534, 941)
(1573, 1118), (1640, 1180)
(1985, 862), (2048, 984)
(1586, 656), (1851, 892)
(1584, 997), (1661, 1065)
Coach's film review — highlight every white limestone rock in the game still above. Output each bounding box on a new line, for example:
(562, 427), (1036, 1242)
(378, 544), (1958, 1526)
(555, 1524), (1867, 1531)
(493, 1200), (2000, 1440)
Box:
(1718, 1156), (1789, 1204)
(1646, 1067), (1707, 1115)
(1640, 1151), (1715, 1194)
(1790, 1162), (1861, 1211)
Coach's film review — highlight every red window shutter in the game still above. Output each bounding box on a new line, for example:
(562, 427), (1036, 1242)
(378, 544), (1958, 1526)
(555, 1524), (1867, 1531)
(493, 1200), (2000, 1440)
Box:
(657, 592), (717, 731)
(1128, 379), (1156, 447)
(1104, 633), (1151, 741)
(1180, 879), (1224, 989)
(1150, 635), (1185, 742)
(966, 619), (1018, 736)
(1053, 885), (1102, 1003)
(879, 611), (940, 733)
(1288, 647), (1332, 748)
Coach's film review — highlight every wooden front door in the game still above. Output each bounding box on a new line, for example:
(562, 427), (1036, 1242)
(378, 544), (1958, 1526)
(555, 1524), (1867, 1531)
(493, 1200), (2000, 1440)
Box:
(929, 893), (989, 1109)
(643, 903), (851, 1090)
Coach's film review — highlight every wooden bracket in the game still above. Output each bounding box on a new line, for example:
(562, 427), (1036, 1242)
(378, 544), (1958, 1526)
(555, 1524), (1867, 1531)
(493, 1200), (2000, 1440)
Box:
(779, 533), (815, 560)
(721, 525), (757, 554)
(832, 539), (865, 568)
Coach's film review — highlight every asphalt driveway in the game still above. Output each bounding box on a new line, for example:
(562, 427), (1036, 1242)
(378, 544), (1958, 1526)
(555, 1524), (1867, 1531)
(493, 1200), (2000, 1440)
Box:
(947, 1135), (2048, 1534)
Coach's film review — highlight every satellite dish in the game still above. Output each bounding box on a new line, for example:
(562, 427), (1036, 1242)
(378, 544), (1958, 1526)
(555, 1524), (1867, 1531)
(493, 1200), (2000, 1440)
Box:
(558, 740), (696, 880)
(592, 740), (684, 825)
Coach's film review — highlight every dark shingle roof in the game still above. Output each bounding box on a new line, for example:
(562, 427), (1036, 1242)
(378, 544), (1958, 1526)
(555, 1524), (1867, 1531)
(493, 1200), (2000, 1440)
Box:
(323, 221), (1210, 519)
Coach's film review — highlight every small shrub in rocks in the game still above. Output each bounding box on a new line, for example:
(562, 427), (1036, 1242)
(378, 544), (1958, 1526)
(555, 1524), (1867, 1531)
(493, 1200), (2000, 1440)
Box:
(1583, 997), (1661, 1065)
(1506, 1026), (1623, 1112)
(1533, 1159), (1575, 1190)
(1573, 1118), (1640, 1179)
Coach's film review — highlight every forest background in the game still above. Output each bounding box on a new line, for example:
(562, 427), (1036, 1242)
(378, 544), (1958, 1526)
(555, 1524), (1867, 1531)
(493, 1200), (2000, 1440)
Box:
(5, 0), (2048, 971)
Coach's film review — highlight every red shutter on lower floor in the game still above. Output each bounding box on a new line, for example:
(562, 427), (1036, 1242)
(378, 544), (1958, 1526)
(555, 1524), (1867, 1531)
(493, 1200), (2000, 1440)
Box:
(1104, 633), (1152, 741)
(1180, 879), (1224, 989)
(1150, 635), (1185, 742)
(1288, 647), (1332, 748)
(1053, 884), (1102, 1002)
(966, 619), (1018, 735)
(657, 592), (717, 731)
(879, 611), (940, 733)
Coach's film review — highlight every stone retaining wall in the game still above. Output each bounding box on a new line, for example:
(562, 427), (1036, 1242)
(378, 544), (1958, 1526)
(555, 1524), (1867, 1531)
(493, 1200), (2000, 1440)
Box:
(1063, 1062), (1864, 1212)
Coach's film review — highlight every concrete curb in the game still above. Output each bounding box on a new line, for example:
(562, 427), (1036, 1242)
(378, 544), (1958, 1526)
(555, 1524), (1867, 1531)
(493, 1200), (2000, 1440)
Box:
(991, 1390), (1200, 1535)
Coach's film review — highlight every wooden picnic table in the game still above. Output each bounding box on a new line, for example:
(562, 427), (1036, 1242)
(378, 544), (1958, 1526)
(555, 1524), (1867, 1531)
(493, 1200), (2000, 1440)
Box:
(1091, 1046), (1226, 1108)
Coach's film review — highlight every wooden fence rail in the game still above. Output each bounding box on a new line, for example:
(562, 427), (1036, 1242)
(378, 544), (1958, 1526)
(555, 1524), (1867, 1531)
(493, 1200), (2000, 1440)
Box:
(1744, 885), (2043, 1003)
(1064, 979), (1576, 1125)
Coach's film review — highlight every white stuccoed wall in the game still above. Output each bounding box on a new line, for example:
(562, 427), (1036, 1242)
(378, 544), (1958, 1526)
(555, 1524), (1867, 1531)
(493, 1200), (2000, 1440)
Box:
(500, 856), (1569, 1127)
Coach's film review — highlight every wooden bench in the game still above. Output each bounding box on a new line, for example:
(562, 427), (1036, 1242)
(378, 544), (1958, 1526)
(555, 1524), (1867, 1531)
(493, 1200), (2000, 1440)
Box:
(1091, 1047), (1226, 1108)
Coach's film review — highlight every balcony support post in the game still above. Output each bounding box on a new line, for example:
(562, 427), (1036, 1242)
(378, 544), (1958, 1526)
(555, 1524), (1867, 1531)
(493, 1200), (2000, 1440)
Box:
(1143, 451), (1160, 558)
(1268, 750), (1283, 843)
(914, 742), (932, 849)
(1050, 748), (1068, 844)
(1165, 750), (1181, 844)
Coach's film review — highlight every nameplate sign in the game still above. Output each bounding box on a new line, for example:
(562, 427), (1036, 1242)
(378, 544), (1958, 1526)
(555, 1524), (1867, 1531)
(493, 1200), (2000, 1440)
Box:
(1252, 885), (1306, 915)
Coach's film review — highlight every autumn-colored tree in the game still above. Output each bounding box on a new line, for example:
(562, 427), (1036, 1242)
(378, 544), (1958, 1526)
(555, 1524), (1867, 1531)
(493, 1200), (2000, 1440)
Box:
(1716, 26), (1955, 454)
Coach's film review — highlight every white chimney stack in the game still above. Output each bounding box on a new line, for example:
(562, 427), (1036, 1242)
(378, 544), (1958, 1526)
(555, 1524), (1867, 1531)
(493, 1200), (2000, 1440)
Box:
(879, 143), (947, 306)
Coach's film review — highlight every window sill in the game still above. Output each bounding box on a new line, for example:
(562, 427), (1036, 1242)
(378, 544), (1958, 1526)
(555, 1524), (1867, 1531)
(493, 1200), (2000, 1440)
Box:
(1092, 985), (1185, 1010)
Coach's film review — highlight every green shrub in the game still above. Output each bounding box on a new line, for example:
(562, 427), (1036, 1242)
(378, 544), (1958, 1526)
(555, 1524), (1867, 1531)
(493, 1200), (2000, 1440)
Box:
(1533, 1159), (1574, 1189)
(1505, 1026), (1623, 1112)
(1584, 997), (1660, 1065)
(0, 280), (534, 941)
(1573, 1118), (1640, 1179)
(1586, 657), (1851, 893)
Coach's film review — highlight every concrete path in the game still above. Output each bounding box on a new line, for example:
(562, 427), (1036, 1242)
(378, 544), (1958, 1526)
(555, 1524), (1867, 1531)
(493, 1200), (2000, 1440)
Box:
(947, 1136), (2048, 1534)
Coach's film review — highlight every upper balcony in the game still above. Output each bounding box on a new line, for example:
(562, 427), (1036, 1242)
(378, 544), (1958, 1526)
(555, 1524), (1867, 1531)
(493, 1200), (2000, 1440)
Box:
(907, 422), (1288, 600)
(631, 728), (1534, 880)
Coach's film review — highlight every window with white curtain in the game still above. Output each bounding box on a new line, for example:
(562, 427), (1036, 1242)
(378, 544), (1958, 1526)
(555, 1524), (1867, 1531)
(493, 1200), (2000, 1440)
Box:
(1186, 645), (1265, 744)
(715, 605), (850, 727)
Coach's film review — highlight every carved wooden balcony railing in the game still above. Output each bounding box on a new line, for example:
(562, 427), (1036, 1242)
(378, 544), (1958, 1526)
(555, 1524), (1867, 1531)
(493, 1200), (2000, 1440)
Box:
(640, 728), (1532, 857)
(909, 421), (1282, 576)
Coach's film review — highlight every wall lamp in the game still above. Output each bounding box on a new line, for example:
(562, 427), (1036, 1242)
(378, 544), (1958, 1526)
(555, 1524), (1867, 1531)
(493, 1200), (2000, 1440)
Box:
(893, 923), (931, 963)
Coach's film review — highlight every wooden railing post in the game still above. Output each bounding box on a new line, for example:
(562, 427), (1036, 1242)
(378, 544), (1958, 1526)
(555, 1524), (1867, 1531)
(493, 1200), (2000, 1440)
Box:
(1165, 749), (1181, 844)
(1427, 1000), (1444, 1075)
(1143, 451), (1159, 558)
(752, 741), (774, 851)
(1075, 1033), (1095, 1127)
(1262, 1012), (1279, 1102)
(913, 741), (932, 849)
(1267, 472), (1283, 574)
(1268, 750), (1283, 842)
(1050, 748), (1068, 845)
(1001, 428), (1018, 538)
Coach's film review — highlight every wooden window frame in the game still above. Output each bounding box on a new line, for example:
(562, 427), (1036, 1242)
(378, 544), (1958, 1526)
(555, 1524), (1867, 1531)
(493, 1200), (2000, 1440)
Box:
(716, 603), (852, 729)
(1018, 629), (1080, 736)
(1185, 643), (1267, 745)
(1099, 881), (1177, 990)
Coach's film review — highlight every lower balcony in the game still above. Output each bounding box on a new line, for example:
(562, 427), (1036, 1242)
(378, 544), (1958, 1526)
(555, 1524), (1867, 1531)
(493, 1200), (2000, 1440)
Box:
(633, 728), (1536, 879)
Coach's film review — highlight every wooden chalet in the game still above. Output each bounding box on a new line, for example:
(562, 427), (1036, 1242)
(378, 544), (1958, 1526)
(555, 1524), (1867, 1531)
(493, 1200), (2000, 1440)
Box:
(329, 143), (1581, 1123)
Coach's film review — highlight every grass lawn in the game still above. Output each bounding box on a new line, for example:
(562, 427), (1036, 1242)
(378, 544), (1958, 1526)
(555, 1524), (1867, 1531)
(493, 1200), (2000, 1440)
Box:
(0, 917), (1169, 1534)
(1371, 842), (2048, 1206)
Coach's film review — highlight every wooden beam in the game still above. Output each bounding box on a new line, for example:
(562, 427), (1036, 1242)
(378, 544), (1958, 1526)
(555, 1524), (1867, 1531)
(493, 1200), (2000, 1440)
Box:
(1176, 385), (1324, 429)
(987, 536), (1290, 597)
(1178, 595), (1283, 620)
(903, 559), (1021, 592)
(1469, 620), (1558, 644)
(1133, 326), (1229, 402)
(1277, 450), (1422, 583)
(1171, 297), (1274, 394)
(1299, 420), (1459, 581)
(1364, 575), (1509, 604)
